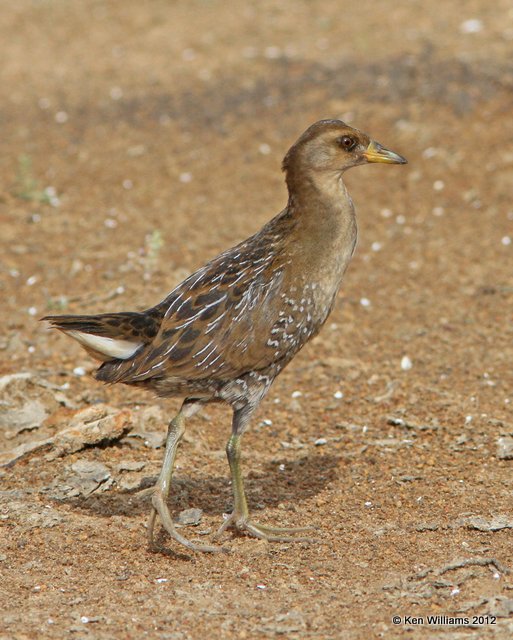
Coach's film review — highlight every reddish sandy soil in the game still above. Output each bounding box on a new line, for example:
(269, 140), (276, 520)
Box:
(1, 1), (513, 638)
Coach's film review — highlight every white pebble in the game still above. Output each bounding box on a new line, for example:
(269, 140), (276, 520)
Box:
(291, 390), (302, 398)
(315, 438), (327, 446)
(26, 275), (38, 286)
(465, 415), (473, 425)
(364, 501), (372, 507)
(259, 143), (271, 155)
(155, 578), (168, 583)
(104, 218), (117, 228)
(460, 19), (483, 34)
(28, 307), (37, 316)
(264, 46), (281, 59)
(501, 236), (511, 246)
(109, 86), (123, 100)
(278, 464), (285, 471)
(433, 180), (445, 191)
(28, 345), (35, 353)
(179, 172), (193, 183)
(73, 367), (86, 377)
(256, 584), (267, 590)
(432, 206), (444, 216)
(182, 48), (196, 61)
(401, 355), (412, 371)
(450, 587), (460, 596)
(360, 297), (371, 307)
(80, 616), (90, 624)
(262, 418), (272, 426)
(333, 391), (343, 399)
(396, 215), (406, 225)
(381, 208), (392, 218)
(122, 179), (133, 190)
(422, 147), (438, 159)
(55, 111), (69, 123)
(371, 241), (382, 252)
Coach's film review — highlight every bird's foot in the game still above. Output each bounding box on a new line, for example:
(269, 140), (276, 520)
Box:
(213, 512), (318, 543)
(147, 492), (228, 554)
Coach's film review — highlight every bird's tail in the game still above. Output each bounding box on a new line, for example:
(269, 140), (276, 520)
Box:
(42, 311), (160, 362)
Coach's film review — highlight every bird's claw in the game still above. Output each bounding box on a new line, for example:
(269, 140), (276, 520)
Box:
(147, 494), (229, 554)
(213, 512), (319, 543)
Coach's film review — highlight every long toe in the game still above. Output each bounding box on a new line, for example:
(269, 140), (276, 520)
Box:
(150, 496), (228, 554)
(243, 520), (319, 543)
(215, 513), (319, 543)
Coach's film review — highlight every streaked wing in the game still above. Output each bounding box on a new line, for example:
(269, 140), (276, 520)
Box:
(100, 229), (290, 384)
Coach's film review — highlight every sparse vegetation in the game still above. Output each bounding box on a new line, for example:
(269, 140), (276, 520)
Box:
(14, 155), (60, 206)
(143, 229), (164, 280)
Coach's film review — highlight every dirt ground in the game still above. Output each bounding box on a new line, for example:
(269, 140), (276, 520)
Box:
(1, 1), (513, 638)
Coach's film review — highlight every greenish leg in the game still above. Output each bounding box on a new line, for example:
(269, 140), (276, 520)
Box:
(214, 407), (317, 543)
(148, 400), (226, 554)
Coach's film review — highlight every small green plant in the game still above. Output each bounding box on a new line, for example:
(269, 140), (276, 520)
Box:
(143, 229), (164, 279)
(14, 155), (59, 206)
(45, 295), (69, 311)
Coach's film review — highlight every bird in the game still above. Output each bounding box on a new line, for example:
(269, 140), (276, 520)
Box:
(43, 119), (407, 553)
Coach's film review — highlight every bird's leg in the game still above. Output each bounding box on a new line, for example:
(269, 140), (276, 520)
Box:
(148, 399), (225, 553)
(214, 406), (317, 543)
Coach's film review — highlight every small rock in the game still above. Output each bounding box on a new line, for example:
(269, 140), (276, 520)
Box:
(401, 356), (412, 371)
(116, 460), (146, 473)
(497, 436), (513, 460)
(0, 400), (48, 436)
(176, 508), (203, 527)
(416, 522), (440, 531)
(461, 515), (513, 531)
(128, 431), (166, 449)
(0, 404), (131, 468)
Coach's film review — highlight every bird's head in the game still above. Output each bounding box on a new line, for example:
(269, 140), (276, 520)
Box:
(282, 119), (407, 187)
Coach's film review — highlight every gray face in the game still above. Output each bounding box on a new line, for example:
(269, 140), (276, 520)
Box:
(283, 119), (407, 177)
(300, 126), (372, 173)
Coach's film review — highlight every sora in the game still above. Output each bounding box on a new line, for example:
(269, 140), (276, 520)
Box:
(44, 120), (406, 553)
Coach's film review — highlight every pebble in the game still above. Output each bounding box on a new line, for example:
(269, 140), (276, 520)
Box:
(401, 356), (412, 371)
(497, 436), (513, 460)
(109, 86), (123, 100)
(55, 111), (68, 123)
(314, 438), (327, 446)
(460, 19), (483, 34)
(501, 236), (511, 246)
(73, 367), (86, 377)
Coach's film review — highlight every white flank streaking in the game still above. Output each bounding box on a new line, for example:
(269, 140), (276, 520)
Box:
(67, 330), (142, 359)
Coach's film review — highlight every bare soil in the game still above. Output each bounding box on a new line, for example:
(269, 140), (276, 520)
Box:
(1, 1), (513, 638)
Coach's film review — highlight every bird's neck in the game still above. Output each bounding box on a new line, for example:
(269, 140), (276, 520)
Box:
(286, 170), (357, 247)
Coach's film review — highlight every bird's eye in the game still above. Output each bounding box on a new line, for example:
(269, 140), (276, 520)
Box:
(338, 136), (356, 151)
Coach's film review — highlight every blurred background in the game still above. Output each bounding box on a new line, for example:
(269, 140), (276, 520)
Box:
(1, 1), (513, 637)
